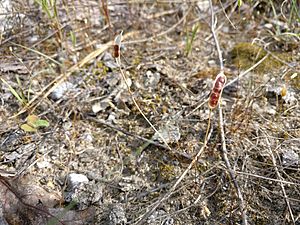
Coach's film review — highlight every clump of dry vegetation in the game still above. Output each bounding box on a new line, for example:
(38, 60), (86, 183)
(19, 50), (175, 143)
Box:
(0, 0), (299, 225)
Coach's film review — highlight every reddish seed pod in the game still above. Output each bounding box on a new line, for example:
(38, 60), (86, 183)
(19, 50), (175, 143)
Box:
(208, 72), (227, 109)
(213, 76), (226, 92)
(209, 92), (220, 108)
(113, 44), (120, 58)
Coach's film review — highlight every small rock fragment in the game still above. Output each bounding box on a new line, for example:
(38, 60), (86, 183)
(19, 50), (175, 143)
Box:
(65, 174), (102, 210)
(36, 160), (52, 169)
(136, 70), (161, 90)
(67, 173), (89, 190)
(105, 72), (120, 87)
(144, 70), (161, 89)
(92, 99), (111, 113)
(0, 0), (12, 32)
(50, 82), (74, 100)
(207, 59), (216, 67)
(197, 0), (209, 12)
(153, 123), (181, 144)
(102, 52), (118, 69)
(65, 182), (102, 210)
(282, 150), (299, 167)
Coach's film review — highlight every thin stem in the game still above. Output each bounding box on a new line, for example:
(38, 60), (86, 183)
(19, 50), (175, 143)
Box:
(218, 104), (248, 225)
(209, 0), (224, 71)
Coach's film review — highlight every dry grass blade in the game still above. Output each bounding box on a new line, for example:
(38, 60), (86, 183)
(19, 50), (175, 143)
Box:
(10, 42), (62, 66)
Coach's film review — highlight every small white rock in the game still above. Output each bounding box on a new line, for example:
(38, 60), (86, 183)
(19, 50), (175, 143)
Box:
(67, 173), (89, 190)
(92, 99), (111, 113)
(208, 60), (216, 67)
(50, 82), (74, 100)
(197, 0), (209, 12)
(282, 150), (299, 167)
(264, 23), (273, 29)
(36, 160), (52, 169)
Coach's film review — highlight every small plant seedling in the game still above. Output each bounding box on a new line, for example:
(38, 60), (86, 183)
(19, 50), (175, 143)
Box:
(69, 30), (76, 47)
(1, 77), (27, 106)
(21, 114), (49, 132)
(185, 23), (200, 56)
(237, 0), (243, 8)
(35, 0), (58, 19)
(35, 0), (63, 47)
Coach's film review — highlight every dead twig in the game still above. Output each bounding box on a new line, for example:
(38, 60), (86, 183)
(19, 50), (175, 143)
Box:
(235, 171), (299, 186)
(218, 104), (248, 225)
(225, 53), (269, 88)
(86, 115), (208, 164)
(209, 0), (224, 72)
(86, 116), (168, 150)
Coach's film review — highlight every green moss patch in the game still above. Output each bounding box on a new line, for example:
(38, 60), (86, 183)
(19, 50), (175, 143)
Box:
(230, 42), (293, 73)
